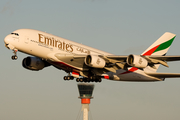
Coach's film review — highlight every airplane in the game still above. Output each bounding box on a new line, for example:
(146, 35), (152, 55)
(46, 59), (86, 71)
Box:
(4, 29), (180, 82)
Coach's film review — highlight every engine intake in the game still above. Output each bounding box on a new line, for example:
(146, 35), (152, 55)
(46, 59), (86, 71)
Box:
(22, 56), (47, 71)
(85, 55), (106, 68)
(127, 54), (148, 68)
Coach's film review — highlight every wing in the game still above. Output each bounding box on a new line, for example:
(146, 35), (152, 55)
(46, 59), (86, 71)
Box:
(145, 72), (180, 78)
(48, 53), (180, 74)
(48, 53), (129, 74)
(106, 55), (128, 60)
(54, 53), (89, 71)
(106, 55), (180, 68)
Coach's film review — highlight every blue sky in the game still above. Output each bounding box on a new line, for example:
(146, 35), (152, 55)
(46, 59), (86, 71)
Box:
(1, 0), (180, 120)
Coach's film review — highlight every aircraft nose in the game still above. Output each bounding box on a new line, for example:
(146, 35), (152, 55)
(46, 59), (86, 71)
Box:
(4, 35), (13, 49)
(4, 35), (11, 44)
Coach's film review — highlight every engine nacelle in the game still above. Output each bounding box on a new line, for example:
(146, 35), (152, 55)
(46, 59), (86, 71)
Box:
(127, 54), (148, 68)
(85, 55), (106, 68)
(22, 56), (46, 71)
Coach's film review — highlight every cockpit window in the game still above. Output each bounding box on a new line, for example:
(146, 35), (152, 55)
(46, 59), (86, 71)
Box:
(11, 33), (19, 36)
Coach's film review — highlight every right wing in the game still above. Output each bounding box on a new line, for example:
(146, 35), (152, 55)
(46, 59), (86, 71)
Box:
(106, 55), (180, 68)
(145, 72), (180, 78)
(49, 53), (180, 74)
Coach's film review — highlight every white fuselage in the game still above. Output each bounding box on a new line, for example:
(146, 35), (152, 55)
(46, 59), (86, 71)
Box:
(4, 29), (162, 82)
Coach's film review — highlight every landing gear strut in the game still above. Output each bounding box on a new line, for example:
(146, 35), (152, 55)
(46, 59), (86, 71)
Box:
(11, 49), (18, 60)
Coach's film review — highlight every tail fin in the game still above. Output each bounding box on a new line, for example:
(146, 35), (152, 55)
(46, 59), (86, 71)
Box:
(142, 32), (176, 72)
(141, 32), (176, 56)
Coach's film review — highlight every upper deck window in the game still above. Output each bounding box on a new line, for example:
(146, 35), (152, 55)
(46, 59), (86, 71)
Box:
(11, 33), (19, 36)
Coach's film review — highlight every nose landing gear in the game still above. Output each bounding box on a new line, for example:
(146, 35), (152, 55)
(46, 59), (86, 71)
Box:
(12, 55), (18, 60)
(11, 49), (18, 60)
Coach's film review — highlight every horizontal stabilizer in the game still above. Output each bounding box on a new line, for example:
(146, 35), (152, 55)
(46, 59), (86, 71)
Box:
(145, 72), (180, 78)
(148, 55), (180, 61)
(106, 55), (180, 62)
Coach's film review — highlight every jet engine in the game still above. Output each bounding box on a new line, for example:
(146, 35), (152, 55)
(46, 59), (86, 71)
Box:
(22, 56), (48, 71)
(127, 54), (148, 68)
(85, 55), (106, 68)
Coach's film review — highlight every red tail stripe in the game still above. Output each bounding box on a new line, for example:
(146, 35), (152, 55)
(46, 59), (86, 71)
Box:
(120, 44), (160, 75)
(143, 44), (160, 56)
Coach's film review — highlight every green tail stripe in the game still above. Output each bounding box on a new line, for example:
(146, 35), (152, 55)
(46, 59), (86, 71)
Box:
(153, 36), (176, 53)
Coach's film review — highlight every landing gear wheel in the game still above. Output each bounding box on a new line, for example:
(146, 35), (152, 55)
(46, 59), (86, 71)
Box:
(75, 77), (101, 83)
(76, 78), (80, 82)
(64, 76), (67, 80)
(67, 76), (71, 80)
(87, 79), (90, 83)
(80, 78), (83, 82)
(11, 55), (18, 60)
(83, 78), (87, 83)
(70, 76), (74, 80)
(64, 76), (74, 81)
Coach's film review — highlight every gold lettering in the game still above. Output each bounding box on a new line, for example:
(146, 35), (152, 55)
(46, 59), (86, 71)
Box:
(55, 40), (58, 47)
(46, 37), (52, 46)
(58, 41), (62, 49)
(63, 42), (65, 50)
(39, 34), (44, 44)
(38, 34), (74, 53)
(66, 44), (69, 51)
(52, 37), (54, 47)
(69, 45), (73, 52)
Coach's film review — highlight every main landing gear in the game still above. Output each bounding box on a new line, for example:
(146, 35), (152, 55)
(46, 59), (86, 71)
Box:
(63, 72), (102, 83)
(76, 78), (102, 83)
(63, 76), (102, 83)
(11, 49), (18, 60)
(63, 76), (74, 81)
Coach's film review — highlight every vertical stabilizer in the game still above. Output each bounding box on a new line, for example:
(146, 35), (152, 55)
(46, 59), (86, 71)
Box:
(142, 32), (176, 72)
(142, 32), (176, 56)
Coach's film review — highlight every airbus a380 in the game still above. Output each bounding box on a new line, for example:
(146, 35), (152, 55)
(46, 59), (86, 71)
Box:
(4, 29), (180, 82)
